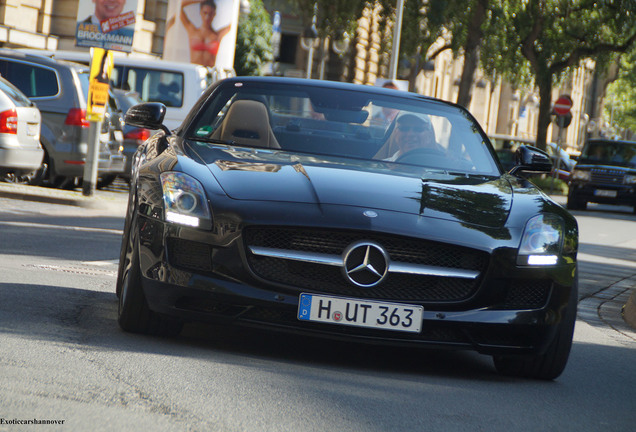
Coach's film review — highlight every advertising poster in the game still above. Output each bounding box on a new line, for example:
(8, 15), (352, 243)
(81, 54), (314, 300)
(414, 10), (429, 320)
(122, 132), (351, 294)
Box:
(86, 48), (114, 122)
(76, 0), (138, 52)
(163, 0), (239, 70)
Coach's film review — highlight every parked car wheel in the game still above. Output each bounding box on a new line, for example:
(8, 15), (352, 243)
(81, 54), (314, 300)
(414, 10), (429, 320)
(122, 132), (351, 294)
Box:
(52, 175), (77, 190)
(27, 151), (50, 186)
(97, 174), (117, 189)
(493, 276), (577, 380)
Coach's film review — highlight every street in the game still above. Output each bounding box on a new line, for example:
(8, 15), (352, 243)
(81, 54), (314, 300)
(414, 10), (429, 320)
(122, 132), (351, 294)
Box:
(0, 190), (635, 431)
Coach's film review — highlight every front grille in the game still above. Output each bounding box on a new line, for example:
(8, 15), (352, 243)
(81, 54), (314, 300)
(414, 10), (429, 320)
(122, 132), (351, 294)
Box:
(167, 238), (213, 272)
(500, 280), (552, 309)
(244, 227), (489, 303)
(591, 168), (625, 184)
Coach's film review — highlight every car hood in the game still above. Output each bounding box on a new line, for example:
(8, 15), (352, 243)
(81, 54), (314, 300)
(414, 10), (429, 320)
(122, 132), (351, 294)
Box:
(192, 146), (513, 228)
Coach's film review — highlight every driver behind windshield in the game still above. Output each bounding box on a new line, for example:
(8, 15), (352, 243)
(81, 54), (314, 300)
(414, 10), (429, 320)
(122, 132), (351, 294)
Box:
(374, 113), (442, 161)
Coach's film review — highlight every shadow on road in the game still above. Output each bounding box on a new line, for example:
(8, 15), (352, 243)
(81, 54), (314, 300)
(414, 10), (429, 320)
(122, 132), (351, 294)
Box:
(0, 281), (502, 382)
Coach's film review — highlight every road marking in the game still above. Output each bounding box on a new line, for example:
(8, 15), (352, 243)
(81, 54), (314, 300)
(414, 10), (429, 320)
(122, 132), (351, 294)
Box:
(24, 264), (118, 277)
(0, 220), (122, 235)
(82, 260), (119, 266)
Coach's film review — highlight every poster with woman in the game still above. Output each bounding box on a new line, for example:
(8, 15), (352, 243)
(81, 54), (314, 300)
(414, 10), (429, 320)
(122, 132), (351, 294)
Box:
(164, 0), (239, 70)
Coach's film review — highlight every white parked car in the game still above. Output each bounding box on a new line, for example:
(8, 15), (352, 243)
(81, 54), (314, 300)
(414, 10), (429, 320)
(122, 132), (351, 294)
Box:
(0, 75), (43, 180)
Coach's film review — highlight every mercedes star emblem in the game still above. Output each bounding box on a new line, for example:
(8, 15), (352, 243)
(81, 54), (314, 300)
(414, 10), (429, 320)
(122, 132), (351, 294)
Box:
(342, 241), (389, 287)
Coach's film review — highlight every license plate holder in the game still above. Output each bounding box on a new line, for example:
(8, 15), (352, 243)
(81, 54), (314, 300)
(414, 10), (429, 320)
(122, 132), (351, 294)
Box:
(298, 293), (423, 333)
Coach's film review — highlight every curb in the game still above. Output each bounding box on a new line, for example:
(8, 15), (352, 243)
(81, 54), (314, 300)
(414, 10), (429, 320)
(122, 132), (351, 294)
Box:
(623, 290), (636, 330)
(578, 275), (636, 338)
(0, 182), (124, 210)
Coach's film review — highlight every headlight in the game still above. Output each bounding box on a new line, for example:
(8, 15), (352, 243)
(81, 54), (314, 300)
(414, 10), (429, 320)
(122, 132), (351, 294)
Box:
(624, 174), (636, 185)
(570, 169), (591, 181)
(517, 214), (564, 266)
(160, 172), (211, 229)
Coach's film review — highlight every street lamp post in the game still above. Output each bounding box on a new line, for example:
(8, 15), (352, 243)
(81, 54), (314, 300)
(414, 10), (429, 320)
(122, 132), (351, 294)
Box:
(300, 14), (318, 79)
(388, 0), (405, 80)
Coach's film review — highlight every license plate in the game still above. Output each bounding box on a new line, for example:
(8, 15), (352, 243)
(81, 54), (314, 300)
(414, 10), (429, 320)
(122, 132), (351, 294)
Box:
(594, 189), (617, 197)
(298, 293), (423, 333)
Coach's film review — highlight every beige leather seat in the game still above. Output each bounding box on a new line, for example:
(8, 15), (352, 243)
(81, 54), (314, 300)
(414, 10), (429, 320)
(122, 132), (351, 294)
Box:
(212, 99), (280, 149)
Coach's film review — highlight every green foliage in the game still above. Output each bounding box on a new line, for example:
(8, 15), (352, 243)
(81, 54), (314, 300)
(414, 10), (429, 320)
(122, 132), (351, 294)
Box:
(483, 0), (636, 86)
(605, 48), (636, 135)
(529, 175), (568, 196)
(234, 0), (274, 76)
(480, 0), (636, 149)
(288, 0), (365, 39)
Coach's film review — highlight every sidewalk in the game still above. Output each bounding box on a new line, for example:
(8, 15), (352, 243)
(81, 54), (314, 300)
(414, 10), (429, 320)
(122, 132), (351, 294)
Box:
(550, 193), (636, 335)
(1, 181), (635, 334)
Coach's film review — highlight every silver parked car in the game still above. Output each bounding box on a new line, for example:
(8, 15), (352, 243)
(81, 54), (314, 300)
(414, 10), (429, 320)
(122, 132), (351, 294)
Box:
(0, 75), (43, 180)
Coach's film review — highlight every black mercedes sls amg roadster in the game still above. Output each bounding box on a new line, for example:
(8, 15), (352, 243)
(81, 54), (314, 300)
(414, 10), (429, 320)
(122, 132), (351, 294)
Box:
(117, 77), (578, 380)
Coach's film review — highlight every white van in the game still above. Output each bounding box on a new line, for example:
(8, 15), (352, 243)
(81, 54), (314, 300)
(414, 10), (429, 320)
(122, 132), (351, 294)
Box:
(19, 49), (234, 130)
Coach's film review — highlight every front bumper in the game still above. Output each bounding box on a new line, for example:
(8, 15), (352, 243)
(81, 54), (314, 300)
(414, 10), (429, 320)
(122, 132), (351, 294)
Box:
(135, 215), (575, 357)
(569, 182), (636, 206)
(0, 145), (44, 174)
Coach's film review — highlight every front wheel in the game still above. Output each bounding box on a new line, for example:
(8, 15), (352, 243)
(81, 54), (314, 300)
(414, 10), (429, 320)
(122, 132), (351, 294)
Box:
(117, 222), (182, 336)
(493, 277), (577, 380)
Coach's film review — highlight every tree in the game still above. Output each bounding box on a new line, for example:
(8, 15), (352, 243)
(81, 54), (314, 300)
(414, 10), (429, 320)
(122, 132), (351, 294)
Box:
(233, 0), (273, 76)
(375, 0), (490, 106)
(289, 0), (366, 40)
(481, 0), (636, 150)
(605, 48), (636, 138)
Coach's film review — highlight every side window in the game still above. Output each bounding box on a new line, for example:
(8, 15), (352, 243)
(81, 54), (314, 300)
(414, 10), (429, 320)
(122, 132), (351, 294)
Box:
(0, 60), (58, 98)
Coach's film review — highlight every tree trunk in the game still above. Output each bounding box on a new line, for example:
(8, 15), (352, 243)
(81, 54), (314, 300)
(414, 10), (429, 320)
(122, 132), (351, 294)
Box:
(456, 0), (488, 108)
(456, 47), (480, 108)
(535, 77), (553, 152)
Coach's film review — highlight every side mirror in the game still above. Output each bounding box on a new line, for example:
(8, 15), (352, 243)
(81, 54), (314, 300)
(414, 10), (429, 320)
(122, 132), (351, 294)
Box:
(125, 102), (171, 135)
(509, 145), (553, 175)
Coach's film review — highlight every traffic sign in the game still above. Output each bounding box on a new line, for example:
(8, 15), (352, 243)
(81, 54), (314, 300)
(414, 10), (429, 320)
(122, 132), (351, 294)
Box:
(553, 95), (573, 116)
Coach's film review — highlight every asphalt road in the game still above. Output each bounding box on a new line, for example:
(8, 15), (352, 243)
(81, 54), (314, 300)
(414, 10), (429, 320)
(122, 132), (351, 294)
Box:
(0, 187), (635, 431)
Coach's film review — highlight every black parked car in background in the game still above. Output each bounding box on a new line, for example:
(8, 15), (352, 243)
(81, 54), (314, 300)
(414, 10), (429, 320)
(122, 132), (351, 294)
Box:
(118, 77), (579, 380)
(567, 138), (636, 213)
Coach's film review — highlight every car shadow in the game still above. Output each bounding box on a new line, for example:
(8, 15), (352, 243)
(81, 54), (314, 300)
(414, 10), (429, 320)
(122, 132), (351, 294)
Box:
(0, 282), (502, 382)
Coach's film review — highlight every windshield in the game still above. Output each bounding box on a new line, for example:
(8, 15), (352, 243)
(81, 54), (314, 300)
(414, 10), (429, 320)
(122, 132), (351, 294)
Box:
(186, 81), (499, 176)
(580, 140), (636, 167)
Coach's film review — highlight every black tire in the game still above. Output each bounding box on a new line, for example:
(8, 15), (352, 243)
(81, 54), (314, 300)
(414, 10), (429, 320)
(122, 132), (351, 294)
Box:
(566, 192), (586, 210)
(53, 176), (78, 190)
(97, 175), (117, 189)
(28, 152), (50, 186)
(493, 277), (577, 380)
(117, 218), (183, 336)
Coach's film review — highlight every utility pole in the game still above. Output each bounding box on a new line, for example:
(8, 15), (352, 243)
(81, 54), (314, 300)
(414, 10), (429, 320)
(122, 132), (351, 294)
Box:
(388, 0), (405, 80)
